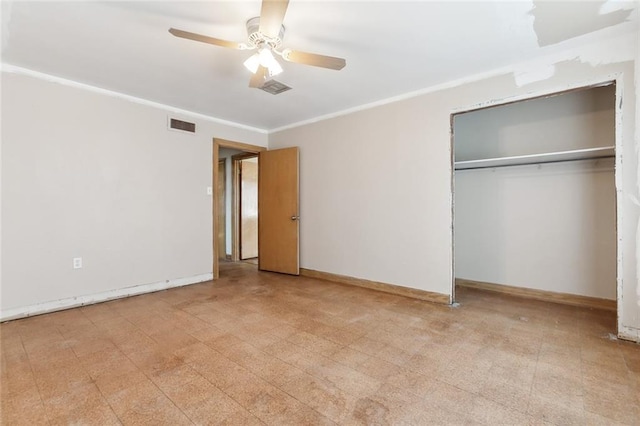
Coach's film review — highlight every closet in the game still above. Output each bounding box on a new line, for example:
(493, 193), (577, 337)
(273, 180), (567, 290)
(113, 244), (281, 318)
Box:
(453, 84), (616, 303)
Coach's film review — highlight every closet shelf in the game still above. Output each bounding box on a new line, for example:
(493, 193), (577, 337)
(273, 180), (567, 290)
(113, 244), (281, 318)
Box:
(455, 146), (615, 170)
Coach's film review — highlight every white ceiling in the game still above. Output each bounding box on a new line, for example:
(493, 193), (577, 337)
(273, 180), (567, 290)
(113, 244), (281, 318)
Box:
(2, 1), (637, 131)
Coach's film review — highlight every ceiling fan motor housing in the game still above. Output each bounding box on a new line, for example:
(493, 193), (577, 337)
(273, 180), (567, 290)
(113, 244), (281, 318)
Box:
(246, 17), (285, 49)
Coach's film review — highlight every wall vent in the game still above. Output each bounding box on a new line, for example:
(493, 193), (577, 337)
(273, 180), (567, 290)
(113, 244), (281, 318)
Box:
(169, 117), (196, 133)
(260, 80), (292, 95)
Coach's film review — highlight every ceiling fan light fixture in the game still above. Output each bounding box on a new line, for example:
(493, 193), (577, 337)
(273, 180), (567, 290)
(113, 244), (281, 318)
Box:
(245, 47), (283, 76)
(243, 53), (261, 73)
(258, 48), (281, 71)
(268, 58), (283, 76)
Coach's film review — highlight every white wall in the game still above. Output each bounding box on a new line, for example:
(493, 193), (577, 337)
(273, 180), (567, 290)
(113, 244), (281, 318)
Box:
(454, 87), (616, 299)
(270, 32), (639, 341)
(0, 71), (267, 317)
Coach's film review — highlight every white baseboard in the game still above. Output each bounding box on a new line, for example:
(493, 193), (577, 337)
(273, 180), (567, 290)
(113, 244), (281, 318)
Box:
(0, 273), (213, 322)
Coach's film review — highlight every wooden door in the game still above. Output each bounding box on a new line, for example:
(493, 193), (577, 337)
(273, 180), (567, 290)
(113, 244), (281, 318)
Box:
(240, 157), (259, 259)
(217, 160), (226, 261)
(258, 147), (299, 275)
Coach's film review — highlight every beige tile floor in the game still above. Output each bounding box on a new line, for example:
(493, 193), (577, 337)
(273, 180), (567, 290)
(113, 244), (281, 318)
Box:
(1, 261), (639, 425)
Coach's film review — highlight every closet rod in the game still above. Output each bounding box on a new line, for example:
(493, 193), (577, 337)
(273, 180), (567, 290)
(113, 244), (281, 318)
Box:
(455, 146), (615, 171)
(455, 154), (614, 171)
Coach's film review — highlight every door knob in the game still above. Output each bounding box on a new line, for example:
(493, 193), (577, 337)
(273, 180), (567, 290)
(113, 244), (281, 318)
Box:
(291, 215), (300, 221)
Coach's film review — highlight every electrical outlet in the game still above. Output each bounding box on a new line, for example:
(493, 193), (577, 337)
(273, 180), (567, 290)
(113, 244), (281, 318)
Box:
(73, 257), (82, 269)
(207, 186), (212, 195)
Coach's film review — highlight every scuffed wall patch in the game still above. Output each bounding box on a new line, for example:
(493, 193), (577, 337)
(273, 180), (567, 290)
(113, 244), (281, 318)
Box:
(513, 58), (590, 88)
(514, 63), (556, 86)
(512, 34), (635, 88)
(530, 0), (635, 47)
(577, 31), (637, 66)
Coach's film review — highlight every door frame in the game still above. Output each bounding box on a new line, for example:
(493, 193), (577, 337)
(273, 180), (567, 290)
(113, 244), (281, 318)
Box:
(213, 138), (266, 279)
(232, 153), (260, 262)
(217, 159), (227, 262)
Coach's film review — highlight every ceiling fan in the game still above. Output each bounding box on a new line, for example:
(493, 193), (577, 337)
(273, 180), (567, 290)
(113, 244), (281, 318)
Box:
(169, 0), (346, 90)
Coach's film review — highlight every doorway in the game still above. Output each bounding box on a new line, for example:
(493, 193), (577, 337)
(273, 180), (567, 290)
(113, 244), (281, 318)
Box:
(450, 83), (618, 319)
(213, 140), (301, 279)
(213, 139), (266, 279)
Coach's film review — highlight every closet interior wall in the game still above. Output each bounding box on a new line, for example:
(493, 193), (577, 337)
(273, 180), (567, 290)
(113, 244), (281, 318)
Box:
(453, 85), (616, 300)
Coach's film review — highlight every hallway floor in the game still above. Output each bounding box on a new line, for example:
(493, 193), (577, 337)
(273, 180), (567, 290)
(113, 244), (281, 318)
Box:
(1, 262), (638, 425)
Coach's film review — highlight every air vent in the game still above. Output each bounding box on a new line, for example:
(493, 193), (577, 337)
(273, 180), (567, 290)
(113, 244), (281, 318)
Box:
(169, 118), (196, 133)
(260, 80), (292, 95)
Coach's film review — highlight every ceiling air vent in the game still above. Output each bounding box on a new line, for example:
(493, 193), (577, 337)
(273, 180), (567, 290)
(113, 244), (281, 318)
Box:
(260, 80), (292, 95)
(169, 117), (196, 133)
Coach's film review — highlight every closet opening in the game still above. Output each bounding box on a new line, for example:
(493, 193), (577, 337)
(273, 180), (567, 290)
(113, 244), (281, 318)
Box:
(450, 82), (618, 327)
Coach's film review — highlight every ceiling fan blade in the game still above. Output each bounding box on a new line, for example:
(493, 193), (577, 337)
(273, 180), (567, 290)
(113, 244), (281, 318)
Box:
(282, 49), (346, 70)
(259, 0), (289, 38)
(169, 28), (242, 49)
(249, 66), (269, 88)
